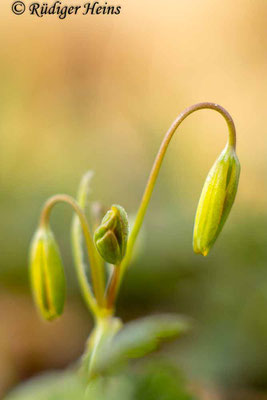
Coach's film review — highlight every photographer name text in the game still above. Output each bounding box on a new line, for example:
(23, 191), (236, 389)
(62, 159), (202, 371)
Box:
(12, 1), (122, 18)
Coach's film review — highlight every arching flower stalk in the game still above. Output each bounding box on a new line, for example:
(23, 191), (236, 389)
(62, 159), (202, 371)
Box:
(29, 102), (240, 379)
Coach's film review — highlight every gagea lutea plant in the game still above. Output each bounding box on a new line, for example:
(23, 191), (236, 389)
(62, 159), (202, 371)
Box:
(29, 102), (240, 383)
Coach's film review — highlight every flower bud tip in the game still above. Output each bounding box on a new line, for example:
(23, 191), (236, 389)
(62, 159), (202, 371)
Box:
(29, 226), (66, 321)
(94, 204), (129, 265)
(193, 145), (240, 256)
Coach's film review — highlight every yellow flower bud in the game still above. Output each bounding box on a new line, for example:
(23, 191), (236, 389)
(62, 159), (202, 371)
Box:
(29, 227), (66, 321)
(94, 205), (129, 265)
(193, 145), (240, 256)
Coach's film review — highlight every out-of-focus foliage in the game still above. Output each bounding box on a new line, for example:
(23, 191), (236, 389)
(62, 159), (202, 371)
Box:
(5, 361), (197, 400)
(5, 372), (87, 400)
(133, 362), (197, 400)
(92, 314), (190, 375)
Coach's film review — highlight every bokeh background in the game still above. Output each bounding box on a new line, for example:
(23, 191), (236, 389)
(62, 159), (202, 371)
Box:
(0, 0), (266, 398)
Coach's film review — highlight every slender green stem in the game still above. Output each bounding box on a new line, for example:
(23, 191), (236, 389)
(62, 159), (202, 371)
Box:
(119, 102), (236, 286)
(40, 194), (105, 310)
(83, 314), (122, 379)
(71, 217), (99, 316)
(106, 264), (121, 310)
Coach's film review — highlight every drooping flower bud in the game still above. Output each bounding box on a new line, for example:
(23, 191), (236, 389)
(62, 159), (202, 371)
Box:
(94, 205), (129, 265)
(193, 145), (240, 256)
(29, 226), (66, 321)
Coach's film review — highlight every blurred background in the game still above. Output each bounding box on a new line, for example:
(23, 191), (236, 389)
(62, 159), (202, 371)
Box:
(0, 0), (266, 398)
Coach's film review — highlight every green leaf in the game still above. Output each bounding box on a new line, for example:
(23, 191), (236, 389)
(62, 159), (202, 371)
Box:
(72, 171), (94, 262)
(133, 361), (198, 400)
(76, 170), (95, 210)
(5, 371), (134, 400)
(4, 371), (86, 400)
(71, 171), (96, 311)
(92, 314), (191, 375)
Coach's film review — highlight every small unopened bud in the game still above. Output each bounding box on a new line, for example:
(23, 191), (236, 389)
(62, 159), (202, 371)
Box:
(29, 226), (66, 321)
(94, 205), (129, 265)
(193, 145), (240, 256)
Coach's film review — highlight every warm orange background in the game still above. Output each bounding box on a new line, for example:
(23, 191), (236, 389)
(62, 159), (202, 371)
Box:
(0, 0), (266, 398)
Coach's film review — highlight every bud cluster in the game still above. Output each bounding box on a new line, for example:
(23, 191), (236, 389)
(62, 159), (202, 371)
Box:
(28, 102), (241, 326)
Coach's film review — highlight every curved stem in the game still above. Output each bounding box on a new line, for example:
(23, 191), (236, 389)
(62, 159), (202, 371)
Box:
(40, 194), (105, 310)
(119, 102), (236, 284)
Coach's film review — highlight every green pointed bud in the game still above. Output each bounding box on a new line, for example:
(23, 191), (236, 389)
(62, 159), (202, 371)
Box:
(193, 144), (240, 256)
(94, 205), (129, 265)
(29, 226), (66, 321)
